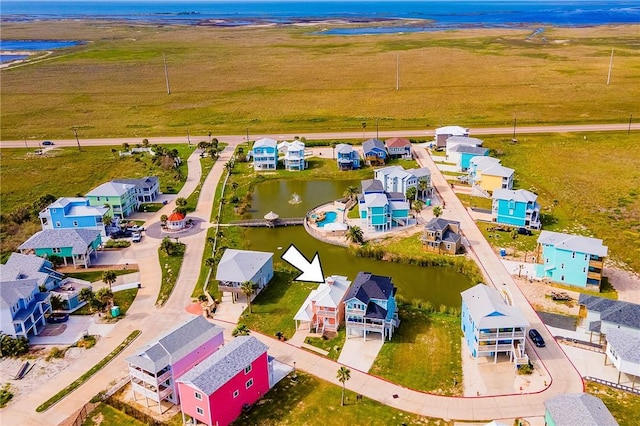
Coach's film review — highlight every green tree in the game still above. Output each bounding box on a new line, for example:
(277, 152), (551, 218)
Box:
(175, 197), (188, 207)
(240, 281), (256, 313)
(232, 324), (250, 337)
(343, 185), (359, 201)
(337, 366), (351, 406)
(102, 214), (112, 228)
(79, 288), (96, 312)
(413, 199), (425, 216)
(173, 206), (187, 216)
(205, 257), (216, 268)
(224, 161), (233, 173)
(418, 179), (430, 199)
(50, 294), (65, 311)
(122, 142), (129, 152)
(47, 255), (64, 269)
(231, 182), (239, 197)
(433, 205), (443, 218)
(0, 335), (29, 358)
(102, 270), (117, 291)
(96, 287), (114, 308)
(405, 187), (418, 209)
(331, 142), (337, 159)
(160, 237), (174, 255)
(160, 214), (168, 227)
(345, 225), (364, 245)
(511, 229), (519, 240)
(197, 141), (210, 150)
(142, 138), (149, 147)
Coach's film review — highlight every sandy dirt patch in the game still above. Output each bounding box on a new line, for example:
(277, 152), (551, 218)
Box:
(513, 277), (580, 316)
(604, 266), (640, 303)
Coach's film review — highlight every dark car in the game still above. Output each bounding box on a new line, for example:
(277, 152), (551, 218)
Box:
(47, 313), (69, 324)
(517, 227), (533, 236)
(42, 140), (55, 146)
(529, 329), (546, 347)
(111, 229), (133, 239)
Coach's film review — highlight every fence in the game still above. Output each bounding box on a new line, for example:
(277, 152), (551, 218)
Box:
(62, 402), (98, 426)
(584, 376), (640, 395)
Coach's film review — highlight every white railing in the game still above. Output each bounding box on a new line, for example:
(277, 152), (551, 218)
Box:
(477, 343), (515, 353)
(346, 320), (384, 330)
(131, 382), (161, 402)
(158, 370), (172, 383)
(316, 309), (337, 318)
(129, 368), (156, 384)
(478, 331), (525, 340)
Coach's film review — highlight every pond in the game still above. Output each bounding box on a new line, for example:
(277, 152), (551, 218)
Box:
(244, 179), (472, 307)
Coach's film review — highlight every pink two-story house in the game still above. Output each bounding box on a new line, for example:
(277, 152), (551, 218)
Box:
(293, 275), (352, 333)
(177, 336), (271, 426)
(126, 315), (224, 413)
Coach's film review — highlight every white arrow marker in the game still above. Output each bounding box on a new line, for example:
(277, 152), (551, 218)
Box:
(281, 244), (324, 283)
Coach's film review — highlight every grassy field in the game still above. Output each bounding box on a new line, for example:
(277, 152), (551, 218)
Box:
(73, 288), (139, 316)
(586, 381), (640, 426)
(232, 371), (449, 426)
(157, 242), (186, 305)
(1, 22), (638, 139)
(82, 404), (146, 426)
(65, 270), (137, 284)
(481, 132), (640, 273)
(369, 308), (463, 395)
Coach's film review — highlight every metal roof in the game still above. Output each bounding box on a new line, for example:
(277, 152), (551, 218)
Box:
(544, 393), (618, 426)
(461, 284), (529, 329)
(18, 229), (101, 255)
(492, 189), (538, 203)
(538, 231), (608, 257)
(215, 249), (273, 283)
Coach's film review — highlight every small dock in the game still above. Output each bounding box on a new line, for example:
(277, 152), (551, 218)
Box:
(230, 217), (305, 228)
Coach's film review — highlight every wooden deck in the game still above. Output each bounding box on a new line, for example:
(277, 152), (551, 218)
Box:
(229, 217), (305, 228)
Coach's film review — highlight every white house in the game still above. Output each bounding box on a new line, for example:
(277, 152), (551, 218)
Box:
(215, 249), (274, 301)
(277, 140), (307, 171)
(445, 136), (483, 159)
(434, 125), (470, 148)
(374, 165), (431, 197)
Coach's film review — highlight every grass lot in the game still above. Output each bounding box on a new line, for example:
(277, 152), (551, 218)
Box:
(476, 222), (539, 254)
(586, 381), (640, 426)
(482, 132), (640, 273)
(157, 242), (186, 306)
(82, 404), (146, 426)
(232, 372), (448, 426)
(73, 288), (139, 316)
(1, 23), (638, 139)
(304, 328), (346, 361)
(369, 308), (463, 395)
(65, 270), (137, 284)
(138, 202), (164, 212)
(240, 271), (316, 339)
(457, 193), (493, 211)
(185, 147), (225, 212)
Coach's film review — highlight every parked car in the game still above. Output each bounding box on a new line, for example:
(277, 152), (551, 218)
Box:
(42, 140), (55, 146)
(517, 227), (533, 236)
(130, 225), (145, 232)
(529, 329), (546, 347)
(47, 313), (69, 323)
(132, 232), (142, 243)
(111, 229), (133, 239)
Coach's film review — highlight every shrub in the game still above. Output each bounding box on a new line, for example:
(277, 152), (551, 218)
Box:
(46, 347), (65, 361)
(0, 335), (29, 357)
(518, 363), (534, 375)
(0, 384), (13, 408)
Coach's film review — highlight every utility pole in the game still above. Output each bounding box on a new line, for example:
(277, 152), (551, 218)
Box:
(24, 136), (27, 148)
(512, 115), (517, 142)
(163, 53), (171, 94)
(73, 127), (81, 151)
(607, 48), (614, 85)
(208, 131), (212, 144)
(376, 118), (379, 139)
(396, 53), (399, 91)
(187, 128), (191, 146)
(246, 127), (249, 143)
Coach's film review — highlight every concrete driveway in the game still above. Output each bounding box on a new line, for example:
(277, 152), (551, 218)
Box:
(30, 316), (95, 346)
(337, 332), (384, 373)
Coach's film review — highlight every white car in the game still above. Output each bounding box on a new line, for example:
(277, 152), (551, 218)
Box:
(131, 232), (142, 243)
(130, 225), (145, 232)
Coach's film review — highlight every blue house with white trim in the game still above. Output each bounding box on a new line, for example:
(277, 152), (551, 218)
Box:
(39, 197), (110, 237)
(452, 145), (489, 171)
(358, 180), (410, 231)
(491, 189), (541, 229)
(362, 139), (387, 164)
(335, 144), (360, 170)
(344, 272), (398, 341)
(535, 231), (608, 289)
(251, 138), (278, 170)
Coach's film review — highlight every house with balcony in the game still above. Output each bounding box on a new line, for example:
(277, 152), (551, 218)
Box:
(18, 229), (102, 269)
(534, 231), (608, 289)
(492, 189), (541, 230)
(461, 284), (529, 365)
(604, 328), (640, 386)
(445, 136), (484, 161)
(86, 181), (138, 219)
(577, 294), (640, 344)
(421, 217), (462, 255)
(294, 275), (352, 333)
(0, 253), (64, 291)
(250, 138), (278, 170)
(374, 165), (431, 198)
(544, 393), (618, 426)
(176, 336), (272, 426)
(39, 197), (111, 237)
(357, 179), (410, 232)
(385, 137), (412, 159)
(344, 272), (399, 341)
(278, 140), (307, 171)
(215, 249), (274, 302)
(335, 143), (361, 170)
(434, 125), (470, 149)
(362, 138), (387, 165)
(0, 278), (51, 339)
(126, 315), (225, 413)
(113, 176), (160, 203)
(468, 156), (514, 194)
(451, 145), (489, 172)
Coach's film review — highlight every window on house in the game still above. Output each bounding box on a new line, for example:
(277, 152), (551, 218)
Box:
(583, 267), (586, 273)
(246, 378), (254, 389)
(561, 275), (565, 281)
(561, 263), (564, 269)
(244, 365), (252, 374)
(196, 407), (204, 416)
(233, 390), (239, 398)
(194, 391), (202, 400)
(572, 252), (575, 258)
(585, 254), (588, 261)
(52, 248), (61, 254)
(55, 221), (61, 227)
(73, 221), (78, 227)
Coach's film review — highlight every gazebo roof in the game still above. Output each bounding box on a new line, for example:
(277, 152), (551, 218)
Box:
(168, 212), (186, 221)
(264, 211), (279, 221)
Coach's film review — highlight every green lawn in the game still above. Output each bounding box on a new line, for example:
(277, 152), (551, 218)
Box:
(138, 202), (164, 212)
(82, 404), (146, 426)
(304, 328), (346, 361)
(369, 308), (463, 395)
(586, 381), (640, 426)
(65, 270), (137, 284)
(73, 288), (139, 316)
(457, 193), (493, 211)
(240, 271), (316, 339)
(476, 222), (539, 254)
(232, 372), (449, 426)
(157, 242), (186, 306)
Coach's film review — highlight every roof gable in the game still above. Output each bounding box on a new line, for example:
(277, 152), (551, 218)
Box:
(86, 181), (135, 197)
(461, 284), (529, 329)
(538, 231), (608, 257)
(215, 249), (273, 283)
(18, 229), (101, 254)
(544, 393), (618, 426)
(385, 137), (411, 148)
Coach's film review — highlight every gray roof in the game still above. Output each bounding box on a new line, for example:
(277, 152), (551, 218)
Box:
(127, 316), (224, 372)
(538, 231), (608, 257)
(578, 295), (640, 330)
(544, 393), (618, 426)
(335, 143), (354, 154)
(425, 217), (460, 233)
(177, 336), (268, 395)
(113, 176), (159, 189)
(361, 179), (384, 193)
(0, 253), (61, 287)
(215, 249), (273, 283)
(446, 136), (484, 146)
(253, 138), (277, 149)
(453, 145), (489, 155)
(461, 284), (529, 329)
(345, 272), (396, 304)
(18, 229), (101, 255)
(362, 138), (386, 153)
(606, 328), (640, 364)
(406, 167), (431, 178)
(492, 189), (538, 203)
(86, 181), (135, 197)
(0, 279), (38, 309)
(435, 126), (469, 136)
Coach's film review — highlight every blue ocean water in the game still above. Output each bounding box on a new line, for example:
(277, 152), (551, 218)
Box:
(1, 1), (639, 29)
(0, 40), (81, 50)
(0, 54), (29, 63)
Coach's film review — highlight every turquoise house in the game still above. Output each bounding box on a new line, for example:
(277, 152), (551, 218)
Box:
(544, 393), (618, 426)
(39, 197), (110, 237)
(454, 145), (489, 171)
(491, 189), (541, 229)
(251, 138), (278, 170)
(86, 181), (138, 219)
(535, 231), (608, 289)
(18, 229), (102, 269)
(358, 180), (410, 231)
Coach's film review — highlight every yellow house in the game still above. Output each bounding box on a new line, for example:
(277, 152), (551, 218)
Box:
(469, 157), (514, 193)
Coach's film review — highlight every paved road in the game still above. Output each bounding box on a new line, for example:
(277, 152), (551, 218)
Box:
(1, 123), (637, 148)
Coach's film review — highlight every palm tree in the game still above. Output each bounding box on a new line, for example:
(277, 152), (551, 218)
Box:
(175, 197), (187, 208)
(224, 161), (233, 173)
(205, 257), (216, 268)
(160, 214), (168, 227)
(173, 206), (187, 216)
(361, 122), (367, 138)
(418, 179), (429, 199)
(331, 142), (337, 159)
(122, 142), (130, 152)
(433, 205), (443, 218)
(337, 366), (351, 406)
(96, 287), (114, 309)
(343, 185), (359, 201)
(232, 324), (250, 337)
(197, 141), (210, 150)
(345, 225), (364, 245)
(50, 294), (65, 311)
(102, 270), (117, 291)
(405, 187), (417, 209)
(160, 237), (174, 255)
(102, 214), (112, 228)
(79, 288), (96, 312)
(231, 182), (239, 197)
(413, 199), (425, 217)
(142, 138), (149, 147)
(240, 281), (256, 313)
(207, 236), (216, 250)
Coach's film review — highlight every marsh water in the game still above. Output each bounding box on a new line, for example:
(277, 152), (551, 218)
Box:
(245, 179), (472, 307)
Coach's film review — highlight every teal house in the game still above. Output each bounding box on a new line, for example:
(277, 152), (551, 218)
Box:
(535, 231), (608, 289)
(544, 393), (618, 426)
(453, 145), (489, 171)
(18, 229), (102, 269)
(491, 189), (541, 229)
(357, 180), (410, 232)
(86, 181), (138, 219)
(251, 138), (278, 171)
